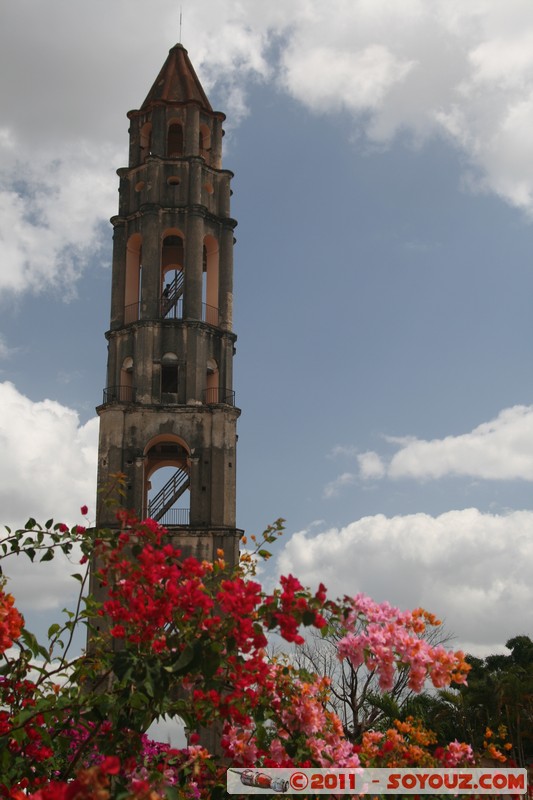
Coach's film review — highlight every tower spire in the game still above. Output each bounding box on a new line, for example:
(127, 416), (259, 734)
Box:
(140, 43), (213, 111)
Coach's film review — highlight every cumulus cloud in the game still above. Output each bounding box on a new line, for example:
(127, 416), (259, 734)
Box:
(280, 44), (415, 114)
(4, 0), (533, 299)
(324, 472), (358, 499)
(358, 451), (386, 480)
(276, 508), (533, 654)
(0, 148), (117, 296)
(0, 382), (98, 528)
(0, 382), (98, 616)
(352, 405), (533, 483)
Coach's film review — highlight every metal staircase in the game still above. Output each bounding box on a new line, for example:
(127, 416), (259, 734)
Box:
(161, 271), (184, 317)
(148, 467), (190, 521)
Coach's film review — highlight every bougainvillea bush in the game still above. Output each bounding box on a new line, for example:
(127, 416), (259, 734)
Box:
(0, 506), (478, 798)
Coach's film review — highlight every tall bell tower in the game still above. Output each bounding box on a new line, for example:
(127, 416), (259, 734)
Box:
(96, 44), (241, 565)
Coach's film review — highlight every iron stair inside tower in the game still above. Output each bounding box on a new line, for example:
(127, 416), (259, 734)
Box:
(148, 467), (190, 522)
(161, 271), (184, 317)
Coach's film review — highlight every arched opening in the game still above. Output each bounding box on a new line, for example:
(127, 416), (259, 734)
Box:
(161, 231), (185, 318)
(205, 358), (218, 404)
(167, 121), (184, 157)
(199, 123), (211, 158)
(144, 436), (190, 526)
(120, 357), (134, 403)
(140, 122), (152, 163)
(125, 234), (142, 323)
(202, 235), (219, 325)
(161, 352), (179, 402)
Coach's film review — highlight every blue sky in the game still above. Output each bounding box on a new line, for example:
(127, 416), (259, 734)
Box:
(1, 0), (533, 658)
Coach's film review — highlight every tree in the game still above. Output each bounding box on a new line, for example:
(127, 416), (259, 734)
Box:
(293, 614), (453, 741)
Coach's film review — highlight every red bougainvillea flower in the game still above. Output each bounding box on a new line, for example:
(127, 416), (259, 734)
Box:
(100, 755), (121, 774)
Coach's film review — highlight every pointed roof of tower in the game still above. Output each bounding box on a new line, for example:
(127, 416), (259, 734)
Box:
(141, 43), (213, 111)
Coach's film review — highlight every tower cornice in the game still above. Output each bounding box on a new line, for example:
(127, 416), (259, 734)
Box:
(110, 206), (238, 230)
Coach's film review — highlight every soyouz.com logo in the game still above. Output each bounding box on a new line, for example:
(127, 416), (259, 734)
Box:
(227, 767), (528, 795)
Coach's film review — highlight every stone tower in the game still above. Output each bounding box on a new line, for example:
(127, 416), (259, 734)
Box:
(95, 44), (241, 566)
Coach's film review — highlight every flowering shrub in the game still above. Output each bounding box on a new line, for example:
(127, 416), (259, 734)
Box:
(0, 509), (476, 796)
(357, 716), (474, 768)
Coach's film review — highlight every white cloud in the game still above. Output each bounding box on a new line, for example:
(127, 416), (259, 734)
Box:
(280, 44), (415, 115)
(0, 382), (98, 528)
(4, 0), (533, 299)
(0, 334), (16, 360)
(353, 405), (533, 483)
(276, 508), (533, 653)
(357, 451), (386, 479)
(324, 472), (358, 499)
(328, 445), (360, 459)
(0, 147), (117, 296)
(0, 381), (98, 616)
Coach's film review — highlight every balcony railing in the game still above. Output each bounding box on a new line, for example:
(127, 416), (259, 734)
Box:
(152, 508), (190, 526)
(203, 387), (235, 406)
(161, 297), (184, 319)
(103, 385), (135, 404)
(122, 300), (219, 325)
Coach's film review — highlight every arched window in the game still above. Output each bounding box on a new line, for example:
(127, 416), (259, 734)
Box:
(140, 122), (152, 163)
(202, 235), (219, 325)
(205, 358), (218, 404)
(144, 436), (190, 526)
(161, 352), (179, 398)
(199, 123), (211, 158)
(120, 357), (134, 402)
(124, 234), (142, 323)
(167, 122), (184, 157)
(161, 232), (185, 318)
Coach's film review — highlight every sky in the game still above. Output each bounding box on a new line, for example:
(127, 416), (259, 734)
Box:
(1, 0), (533, 661)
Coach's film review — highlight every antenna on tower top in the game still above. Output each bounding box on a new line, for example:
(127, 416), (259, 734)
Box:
(179, 6), (183, 43)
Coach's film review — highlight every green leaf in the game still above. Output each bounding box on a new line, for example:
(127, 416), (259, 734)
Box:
(25, 518), (37, 530)
(20, 629), (49, 662)
(45, 519), (53, 529)
(258, 549), (272, 560)
(202, 646), (221, 682)
(129, 691), (149, 709)
(113, 649), (135, 682)
(48, 623), (61, 638)
(302, 609), (315, 626)
(40, 549), (54, 562)
(25, 548), (36, 562)
(71, 573), (83, 583)
(165, 643), (196, 674)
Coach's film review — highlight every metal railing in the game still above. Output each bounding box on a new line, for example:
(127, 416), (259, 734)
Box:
(203, 387), (235, 406)
(122, 299), (219, 326)
(148, 468), (190, 521)
(161, 296), (184, 319)
(154, 508), (190, 526)
(103, 385), (135, 404)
